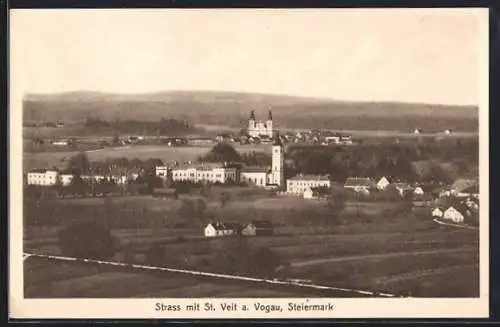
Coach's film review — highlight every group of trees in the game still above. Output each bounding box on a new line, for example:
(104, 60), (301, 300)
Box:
(287, 140), (478, 183)
(83, 116), (195, 136)
(196, 143), (272, 167)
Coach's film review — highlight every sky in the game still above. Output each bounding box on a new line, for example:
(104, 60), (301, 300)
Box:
(10, 9), (487, 105)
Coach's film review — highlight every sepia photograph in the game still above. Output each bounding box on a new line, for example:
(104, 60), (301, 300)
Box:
(9, 8), (489, 319)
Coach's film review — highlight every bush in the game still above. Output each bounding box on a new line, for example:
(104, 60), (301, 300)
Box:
(58, 222), (116, 260)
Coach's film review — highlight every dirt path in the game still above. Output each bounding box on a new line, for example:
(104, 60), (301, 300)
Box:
(290, 246), (477, 268)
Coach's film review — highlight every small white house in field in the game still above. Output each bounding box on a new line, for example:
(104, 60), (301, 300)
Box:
(443, 206), (467, 223)
(432, 207), (444, 218)
(445, 129), (453, 135)
(204, 222), (242, 237)
(376, 176), (391, 190)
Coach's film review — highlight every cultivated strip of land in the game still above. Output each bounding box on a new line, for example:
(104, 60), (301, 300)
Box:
(23, 252), (399, 298)
(290, 247), (476, 268)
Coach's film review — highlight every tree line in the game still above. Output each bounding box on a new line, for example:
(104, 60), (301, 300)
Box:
(82, 116), (196, 135)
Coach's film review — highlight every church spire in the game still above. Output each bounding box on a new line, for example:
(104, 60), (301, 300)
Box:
(272, 131), (282, 146)
(268, 110), (273, 121)
(250, 110), (256, 120)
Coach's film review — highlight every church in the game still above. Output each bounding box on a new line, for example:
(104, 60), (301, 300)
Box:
(247, 110), (274, 138)
(240, 132), (284, 188)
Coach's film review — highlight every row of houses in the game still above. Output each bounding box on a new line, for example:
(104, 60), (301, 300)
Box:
(431, 197), (480, 224)
(204, 220), (274, 237)
(25, 168), (143, 186)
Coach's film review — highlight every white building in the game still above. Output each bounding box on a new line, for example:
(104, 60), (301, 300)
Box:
(51, 139), (69, 146)
(60, 174), (74, 186)
(344, 177), (376, 194)
(155, 166), (169, 179)
(287, 175), (331, 195)
(168, 162), (238, 184)
(376, 176), (391, 190)
(413, 186), (425, 195)
(26, 170), (60, 186)
(432, 207), (444, 218)
(204, 222), (242, 237)
(240, 167), (271, 187)
(443, 206), (467, 223)
(247, 110), (273, 138)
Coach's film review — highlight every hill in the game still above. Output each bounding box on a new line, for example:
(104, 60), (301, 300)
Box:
(23, 91), (478, 132)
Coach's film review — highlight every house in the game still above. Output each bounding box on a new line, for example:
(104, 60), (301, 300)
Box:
(376, 176), (391, 190)
(451, 179), (478, 198)
(413, 186), (424, 196)
(287, 175), (331, 195)
(51, 139), (69, 146)
(443, 205), (471, 224)
(216, 133), (232, 143)
(241, 221), (274, 236)
(445, 129), (452, 135)
(303, 187), (316, 199)
(413, 128), (423, 134)
(204, 222), (243, 237)
(26, 169), (60, 186)
(344, 177), (376, 194)
(431, 207), (444, 218)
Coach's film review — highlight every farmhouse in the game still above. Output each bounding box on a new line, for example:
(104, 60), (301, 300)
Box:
(344, 177), (376, 194)
(431, 207), (444, 218)
(241, 221), (274, 236)
(413, 186), (424, 196)
(247, 110), (274, 138)
(26, 169), (59, 186)
(376, 176), (391, 190)
(443, 205), (471, 224)
(287, 175), (331, 195)
(204, 222), (243, 237)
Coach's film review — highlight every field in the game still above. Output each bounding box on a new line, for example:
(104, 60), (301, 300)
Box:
(23, 144), (272, 172)
(23, 192), (480, 298)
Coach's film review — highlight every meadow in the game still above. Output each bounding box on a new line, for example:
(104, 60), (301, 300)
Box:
(23, 187), (479, 298)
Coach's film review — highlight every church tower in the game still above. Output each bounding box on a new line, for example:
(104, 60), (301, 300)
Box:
(271, 131), (284, 188)
(266, 110), (273, 138)
(248, 110), (256, 133)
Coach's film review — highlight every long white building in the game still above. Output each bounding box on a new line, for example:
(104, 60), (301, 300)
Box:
(286, 175), (331, 195)
(26, 169), (60, 186)
(158, 162), (238, 184)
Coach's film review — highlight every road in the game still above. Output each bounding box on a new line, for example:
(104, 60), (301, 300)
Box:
(290, 246), (477, 268)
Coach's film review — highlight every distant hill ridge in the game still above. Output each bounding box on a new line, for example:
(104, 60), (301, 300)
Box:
(23, 91), (478, 131)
